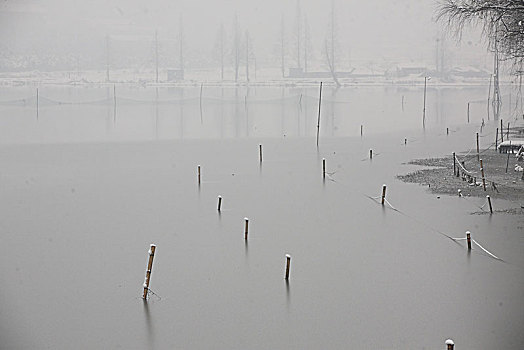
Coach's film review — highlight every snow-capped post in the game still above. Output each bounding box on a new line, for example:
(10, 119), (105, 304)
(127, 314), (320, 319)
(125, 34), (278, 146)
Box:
(259, 144), (263, 163)
(370, 149), (373, 159)
(453, 152), (456, 176)
(466, 231), (471, 250)
(244, 218), (249, 240)
(142, 244), (157, 300)
(197, 165), (201, 185)
(285, 254), (291, 280)
(381, 184), (387, 205)
(445, 339), (454, 350)
(495, 128), (499, 150)
(217, 195), (222, 211)
(322, 158), (326, 179)
(487, 195), (493, 214)
(476, 132), (480, 162)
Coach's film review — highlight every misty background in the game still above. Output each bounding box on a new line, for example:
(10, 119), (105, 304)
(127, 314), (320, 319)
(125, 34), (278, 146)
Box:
(0, 0), (491, 80)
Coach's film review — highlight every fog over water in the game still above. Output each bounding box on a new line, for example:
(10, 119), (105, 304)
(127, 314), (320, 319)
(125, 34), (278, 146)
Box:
(1, 1), (523, 350)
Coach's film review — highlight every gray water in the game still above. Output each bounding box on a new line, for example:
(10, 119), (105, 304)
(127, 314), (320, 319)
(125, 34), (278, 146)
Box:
(0, 86), (522, 349)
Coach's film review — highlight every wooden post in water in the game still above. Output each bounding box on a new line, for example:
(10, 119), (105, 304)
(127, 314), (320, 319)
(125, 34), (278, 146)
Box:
(466, 231), (471, 250)
(244, 218), (249, 240)
(445, 339), (455, 350)
(198, 165), (201, 185)
(453, 152), (456, 176)
(217, 196), (222, 211)
(480, 160), (486, 191)
(322, 158), (326, 178)
(505, 141), (511, 173)
(381, 184), (387, 205)
(500, 119), (504, 142)
(487, 195), (493, 214)
(476, 132), (480, 161)
(259, 144), (263, 163)
(36, 88), (39, 119)
(495, 128), (498, 150)
(200, 83), (203, 113)
(316, 82), (323, 147)
(285, 254), (291, 280)
(142, 244), (157, 299)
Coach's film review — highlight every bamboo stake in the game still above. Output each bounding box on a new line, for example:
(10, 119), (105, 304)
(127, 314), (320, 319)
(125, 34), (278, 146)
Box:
(453, 152), (456, 176)
(467, 102), (470, 123)
(217, 196), (222, 211)
(381, 184), (387, 205)
(316, 82), (323, 147)
(259, 144), (263, 163)
(244, 218), (249, 240)
(285, 254), (291, 280)
(476, 132), (480, 161)
(322, 158), (326, 178)
(495, 127), (498, 150)
(198, 165), (201, 185)
(142, 244), (157, 299)
(199, 83), (204, 123)
(501, 119), (504, 142)
(506, 141), (511, 172)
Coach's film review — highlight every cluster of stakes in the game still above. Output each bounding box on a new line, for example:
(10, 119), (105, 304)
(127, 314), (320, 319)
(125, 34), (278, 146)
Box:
(142, 144), (292, 301)
(142, 144), (493, 295)
(139, 142), (491, 348)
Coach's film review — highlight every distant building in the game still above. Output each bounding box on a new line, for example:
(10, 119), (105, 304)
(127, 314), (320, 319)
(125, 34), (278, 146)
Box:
(396, 65), (427, 77)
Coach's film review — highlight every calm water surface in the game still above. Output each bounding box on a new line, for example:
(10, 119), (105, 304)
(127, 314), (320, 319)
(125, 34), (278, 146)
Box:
(0, 85), (522, 349)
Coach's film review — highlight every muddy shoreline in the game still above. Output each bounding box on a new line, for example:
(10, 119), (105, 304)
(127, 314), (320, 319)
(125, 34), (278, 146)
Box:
(398, 149), (524, 209)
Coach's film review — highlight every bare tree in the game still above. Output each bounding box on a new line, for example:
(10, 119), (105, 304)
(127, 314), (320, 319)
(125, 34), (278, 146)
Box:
(304, 16), (313, 73)
(437, 0), (524, 117)
(325, 0), (340, 87)
(178, 15), (185, 73)
(105, 35), (110, 82)
(436, 0), (524, 68)
(214, 23), (226, 80)
(245, 30), (251, 82)
(232, 14), (241, 82)
(294, 0), (302, 70)
(280, 14), (286, 78)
